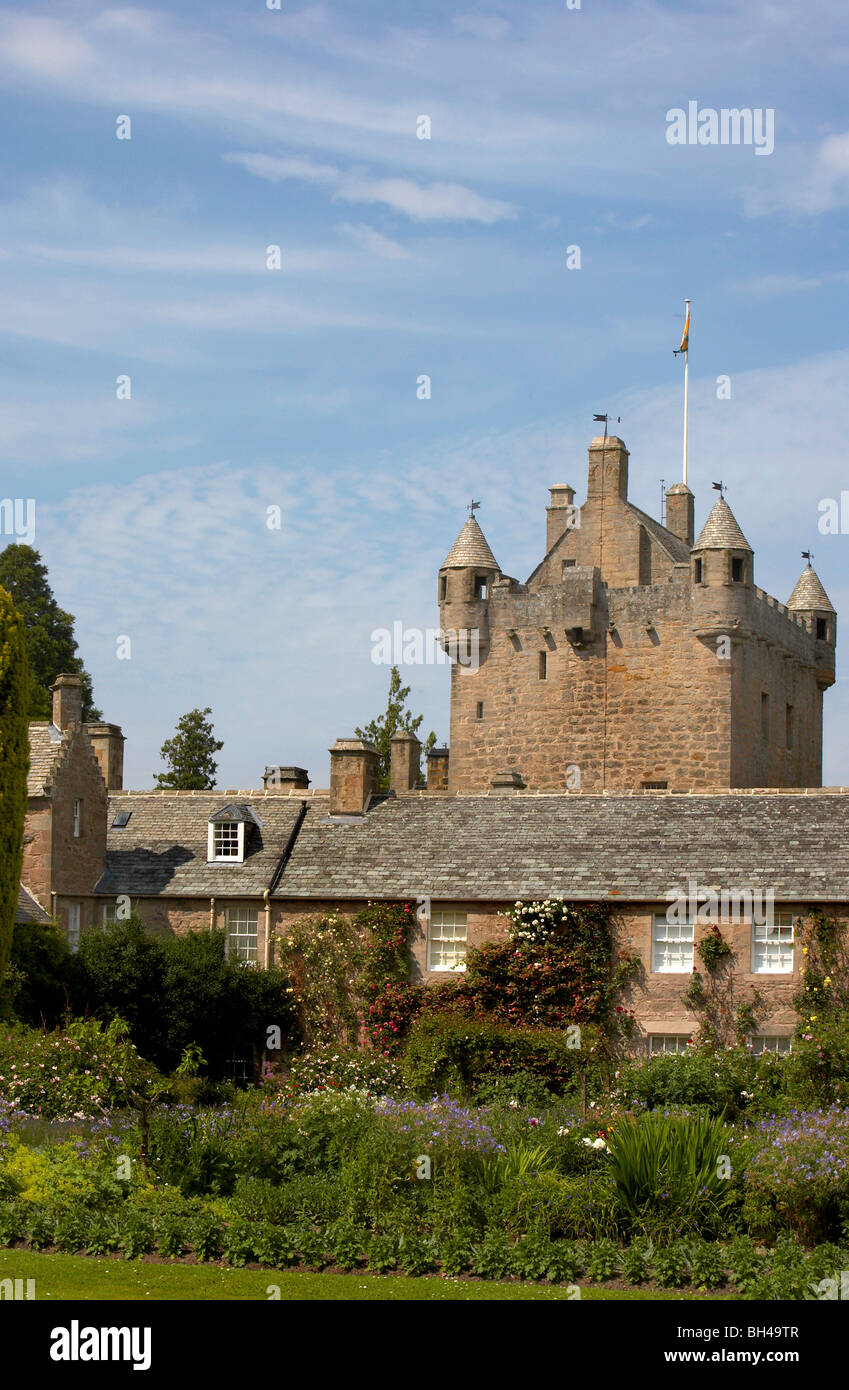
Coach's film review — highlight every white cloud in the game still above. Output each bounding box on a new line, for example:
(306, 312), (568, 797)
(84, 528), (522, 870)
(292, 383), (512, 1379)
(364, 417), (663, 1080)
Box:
(225, 151), (517, 223)
(336, 177), (517, 224)
(338, 222), (411, 260)
(0, 15), (93, 77)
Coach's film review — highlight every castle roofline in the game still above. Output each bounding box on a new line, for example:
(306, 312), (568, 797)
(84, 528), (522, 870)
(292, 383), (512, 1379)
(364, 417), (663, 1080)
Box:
(693, 497), (752, 552)
(440, 515), (500, 570)
(787, 564), (836, 614)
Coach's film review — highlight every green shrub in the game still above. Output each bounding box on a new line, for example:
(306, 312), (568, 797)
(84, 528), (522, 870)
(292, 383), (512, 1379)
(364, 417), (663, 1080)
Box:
(156, 1213), (191, 1259)
(189, 1211), (223, 1261)
(25, 1205), (55, 1250)
(288, 1221), (327, 1268)
(438, 1229), (475, 1276)
(498, 1170), (618, 1240)
(397, 1230), (436, 1277)
(250, 1221), (296, 1269)
(586, 1237), (619, 1282)
(53, 1208), (89, 1253)
(327, 1220), (365, 1271)
(366, 1232), (398, 1274)
(471, 1229), (513, 1280)
(653, 1241), (691, 1288)
(726, 1236), (764, 1293)
(402, 1013), (601, 1101)
(223, 1218), (256, 1267)
(621, 1239), (652, 1285)
(0, 1199), (27, 1246)
(689, 1239), (727, 1289)
(614, 1045), (784, 1120)
(546, 1240), (581, 1284)
(119, 1209), (155, 1259)
(85, 1216), (121, 1257)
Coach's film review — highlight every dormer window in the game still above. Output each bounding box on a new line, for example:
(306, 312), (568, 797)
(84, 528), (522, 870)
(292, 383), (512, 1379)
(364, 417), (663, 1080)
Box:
(213, 822), (241, 859)
(207, 804), (260, 864)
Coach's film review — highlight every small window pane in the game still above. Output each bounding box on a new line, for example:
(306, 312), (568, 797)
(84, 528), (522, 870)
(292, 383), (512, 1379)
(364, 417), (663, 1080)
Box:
(752, 913), (794, 974)
(649, 1035), (691, 1056)
(428, 910), (467, 972)
(214, 822), (240, 858)
(225, 906), (258, 963)
(652, 913), (694, 972)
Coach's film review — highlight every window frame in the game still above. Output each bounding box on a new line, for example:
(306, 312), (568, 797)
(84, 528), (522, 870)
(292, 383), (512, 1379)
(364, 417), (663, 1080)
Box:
(67, 902), (81, 954)
(427, 908), (468, 973)
(207, 821), (246, 863)
(648, 1034), (692, 1057)
(751, 912), (795, 975)
(750, 1035), (792, 1056)
(651, 912), (695, 973)
(224, 905), (259, 964)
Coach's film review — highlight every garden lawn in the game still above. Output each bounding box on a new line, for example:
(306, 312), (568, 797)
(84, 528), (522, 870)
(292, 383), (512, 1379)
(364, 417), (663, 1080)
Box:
(0, 1250), (730, 1301)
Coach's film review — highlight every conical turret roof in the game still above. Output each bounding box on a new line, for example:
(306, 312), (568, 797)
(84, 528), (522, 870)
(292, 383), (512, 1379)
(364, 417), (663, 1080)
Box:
(693, 498), (752, 552)
(440, 515), (500, 570)
(787, 565), (835, 613)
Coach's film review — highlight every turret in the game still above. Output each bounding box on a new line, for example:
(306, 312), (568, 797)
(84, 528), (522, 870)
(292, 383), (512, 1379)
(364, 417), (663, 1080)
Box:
(690, 497), (753, 632)
(788, 563), (837, 689)
(438, 513), (500, 664)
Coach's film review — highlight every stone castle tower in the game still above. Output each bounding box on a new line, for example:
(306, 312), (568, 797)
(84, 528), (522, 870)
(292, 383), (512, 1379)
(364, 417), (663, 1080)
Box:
(438, 434), (836, 793)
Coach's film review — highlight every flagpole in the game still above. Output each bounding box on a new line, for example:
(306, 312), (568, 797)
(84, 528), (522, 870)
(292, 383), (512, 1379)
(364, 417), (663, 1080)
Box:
(682, 298), (690, 486)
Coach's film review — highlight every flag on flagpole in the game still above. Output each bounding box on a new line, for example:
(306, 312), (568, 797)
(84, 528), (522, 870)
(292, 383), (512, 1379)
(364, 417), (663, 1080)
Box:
(674, 303), (689, 355)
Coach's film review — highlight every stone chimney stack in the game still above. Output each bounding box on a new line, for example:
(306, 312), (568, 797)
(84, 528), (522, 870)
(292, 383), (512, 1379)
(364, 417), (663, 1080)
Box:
(586, 435), (629, 502)
(263, 766), (310, 791)
(427, 745), (449, 790)
(51, 674), (83, 731)
(546, 484), (577, 552)
(665, 483), (695, 547)
(390, 732), (421, 794)
(86, 723), (125, 790)
(329, 738), (380, 815)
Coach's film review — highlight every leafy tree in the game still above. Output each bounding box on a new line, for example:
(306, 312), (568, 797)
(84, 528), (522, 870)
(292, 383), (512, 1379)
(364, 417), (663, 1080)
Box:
(355, 666), (436, 789)
(155, 707), (223, 789)
(0, 585), (30, 986)
(0, 545), (100, 720)
(73, 915), (298, 1075)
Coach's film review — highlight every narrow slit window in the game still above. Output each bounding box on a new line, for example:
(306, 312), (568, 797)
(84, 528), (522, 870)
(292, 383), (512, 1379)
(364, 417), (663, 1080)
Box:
(761, 692), (769, 741)
(538, 651), (547, 680)
(731, 556), (744, 583)
(785, 704), (794, 750)
(816, 617), (828, 640)
(693, 557), (703, 584)
(439, 575), (447, 601)
(475, 701), (484, 720)
(473, 576), (488, 600)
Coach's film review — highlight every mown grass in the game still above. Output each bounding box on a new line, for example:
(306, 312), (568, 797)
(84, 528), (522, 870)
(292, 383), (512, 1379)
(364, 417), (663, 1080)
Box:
(0, 1250), (733, 1301)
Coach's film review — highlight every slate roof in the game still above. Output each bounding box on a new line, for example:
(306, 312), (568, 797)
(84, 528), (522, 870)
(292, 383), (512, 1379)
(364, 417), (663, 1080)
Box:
(98, 789), (849, 905)
(787, 565), (836, 614)
(15, 884), (51, 924)
(27, 722), (69, 796)
(693, 498), (752, 552)
(96, 793), (308, 897)
(626, 503), (691, 565)
(441, 516), (500, 571)
(276, 791), (849, 903)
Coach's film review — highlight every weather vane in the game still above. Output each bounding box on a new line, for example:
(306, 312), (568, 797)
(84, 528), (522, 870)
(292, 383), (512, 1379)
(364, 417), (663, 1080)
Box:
(712, 480), (727, 500)
(802, 549), (814, 565)
(467, 499), (481, 518)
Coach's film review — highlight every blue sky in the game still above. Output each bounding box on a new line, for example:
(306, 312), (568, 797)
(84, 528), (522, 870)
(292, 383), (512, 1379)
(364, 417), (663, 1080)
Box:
(1, 0), (848, 786)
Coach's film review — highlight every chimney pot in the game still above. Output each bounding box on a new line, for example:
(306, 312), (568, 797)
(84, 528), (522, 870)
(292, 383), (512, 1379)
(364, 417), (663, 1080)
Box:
(390, 732), (421, 794)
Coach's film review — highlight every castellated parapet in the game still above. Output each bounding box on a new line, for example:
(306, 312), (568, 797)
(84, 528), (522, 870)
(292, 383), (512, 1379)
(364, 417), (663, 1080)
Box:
(438, 436), (836, 794)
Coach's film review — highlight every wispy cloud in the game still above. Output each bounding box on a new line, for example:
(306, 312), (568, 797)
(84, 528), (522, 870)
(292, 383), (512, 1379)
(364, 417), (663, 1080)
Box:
(225, 151), (518, 223)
